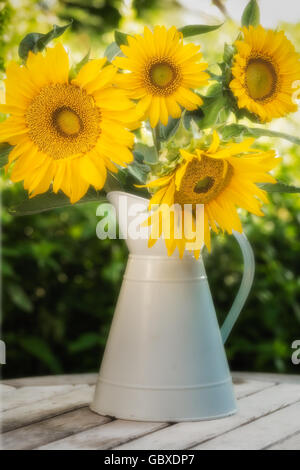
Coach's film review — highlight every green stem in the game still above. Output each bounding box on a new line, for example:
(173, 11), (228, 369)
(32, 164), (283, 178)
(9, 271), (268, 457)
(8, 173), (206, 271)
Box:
(250, 128), (300, 146)
(152, 125), (161, 153)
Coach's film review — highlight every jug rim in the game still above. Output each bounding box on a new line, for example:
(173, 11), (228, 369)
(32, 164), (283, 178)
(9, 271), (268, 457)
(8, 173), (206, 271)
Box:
(107, 190), (150, 205)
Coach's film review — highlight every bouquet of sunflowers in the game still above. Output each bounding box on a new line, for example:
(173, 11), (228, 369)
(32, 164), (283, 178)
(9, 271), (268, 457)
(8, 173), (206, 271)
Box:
(1, 0), (300, 257)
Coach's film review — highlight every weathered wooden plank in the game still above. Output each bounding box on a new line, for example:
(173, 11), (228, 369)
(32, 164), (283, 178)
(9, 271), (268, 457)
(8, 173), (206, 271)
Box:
(2, 372), (296, 388)
(267, 432), (300, 450)
(115, 384), (300, 450)
(2, 407), (111, 450)
(231, 379), (273, 399)
(232, 371), (300, 385)
(192, 402), (300, 450)
(2, 385), (94, 432)
(2, 385), (85, 411)
(36, 420), (169, 450)
(28, 380), (269, 450)
(0, 373), (98, 388)
(0, 384), (16, 394)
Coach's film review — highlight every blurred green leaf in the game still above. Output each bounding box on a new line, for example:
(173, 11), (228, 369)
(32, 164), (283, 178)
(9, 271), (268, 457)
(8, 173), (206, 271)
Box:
(1, 259), (15, 277)
(206, 83), (223, 97)
(221, 124), (300, 146)
(19, 337), (62, 373)
(7, 283), (33, 312)
(134, 143), (158, 164)
(104, 42), (122, 62)
(198, 94), (229, 129)
(218, 61), (233, 86)
(241, 0), (260, 27)
(103, 171), (123, 192)
(183, 108), (204, 130)
(0, 143), (12, 168)
(207, 71), (222, 82)
(69, 49), (90, 79)
(249, 128), (300, 146)
(11, 188), (106, 216)
(68, 332), (104, 353)
(220, 123), (249, 140)
(114, 30), (129, 46)
(18, 22), (72, 60)
(258, 182), (300, 193)
(127, 160), (150, 184)
(179, 23), (223, 38)
(158, 117), (181, 141)
(223, 43), (235, 64)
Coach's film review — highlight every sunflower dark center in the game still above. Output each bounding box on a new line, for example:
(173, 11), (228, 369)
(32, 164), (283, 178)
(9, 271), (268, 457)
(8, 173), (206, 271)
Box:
(150, 62), (175, 88)
(174, 156), (233, 205)
(245, 58), (277, 101)
(194, 176), (215, 194)
(52, 106), (83, 138)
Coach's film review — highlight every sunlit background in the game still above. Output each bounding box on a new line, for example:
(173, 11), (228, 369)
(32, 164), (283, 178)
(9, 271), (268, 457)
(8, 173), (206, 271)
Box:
(1, 0), (300, 379)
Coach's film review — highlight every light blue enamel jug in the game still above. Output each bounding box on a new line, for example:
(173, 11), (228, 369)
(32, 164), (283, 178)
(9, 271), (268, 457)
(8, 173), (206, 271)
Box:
(91, 191), (255, 421)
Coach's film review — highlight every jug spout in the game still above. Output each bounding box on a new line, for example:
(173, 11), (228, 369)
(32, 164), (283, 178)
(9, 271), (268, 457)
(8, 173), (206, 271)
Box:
(107, 190), (177, 256)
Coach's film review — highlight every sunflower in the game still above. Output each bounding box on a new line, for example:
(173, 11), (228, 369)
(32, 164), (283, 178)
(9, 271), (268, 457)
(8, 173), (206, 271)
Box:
(229, 25), (300, 122)
(113, 26), (209, 127)
(0, 43), (139, 202)
(142, 131), (279, 257)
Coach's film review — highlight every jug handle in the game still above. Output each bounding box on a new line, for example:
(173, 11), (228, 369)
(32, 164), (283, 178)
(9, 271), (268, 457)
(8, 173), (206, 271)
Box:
(221, 230), (255, 344)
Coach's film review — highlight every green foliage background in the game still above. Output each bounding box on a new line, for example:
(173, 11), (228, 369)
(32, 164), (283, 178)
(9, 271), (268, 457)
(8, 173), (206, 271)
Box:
(1, 0), (300, 378)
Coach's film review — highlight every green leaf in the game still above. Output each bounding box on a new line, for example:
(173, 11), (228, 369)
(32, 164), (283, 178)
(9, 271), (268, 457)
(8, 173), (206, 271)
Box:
(68, 333), (103, 353)
(134, 143), (158, 164)
(158, 117), (181, 141)
(114, 30), (129, 46)
(241, 0), (260, 27)
(223, 43), (235, 64)
(206, 83), (223, 97)
(104, 41), (122, 62)
(198, 94), (229, 129)
(207, 71), (222, 82)
(18, 32), (43, 60)
(258, 182), (300, 193)
(249, 128), (300, 146)
(103, 171), (124, 193)
(179, 23), (223, 38)
(0, 143), (12, 168)
(19, 337), (62, 373)
(127, 161), (150, 184)
(220, 123), (249, 140)
(221, 124), (300, 146)
(114, 167), (150, 198)
(11, 188), (106, 216)
(183, 108), (204, 130)
(218, 61), (232, 86)
(232, 105), (261, 123)
(36, 22), (72, 51)
(7, 283), (33, 312)
(69, 49), (90, 79)
(18, 22), (72, 60)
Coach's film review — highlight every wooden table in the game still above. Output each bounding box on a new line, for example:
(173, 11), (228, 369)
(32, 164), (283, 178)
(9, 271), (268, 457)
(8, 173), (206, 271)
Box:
(1, 372), (300, 450)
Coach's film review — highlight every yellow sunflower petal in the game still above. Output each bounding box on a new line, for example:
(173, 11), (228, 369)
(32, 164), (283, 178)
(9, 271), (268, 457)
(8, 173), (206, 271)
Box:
(230, 25), (300, 122)
(145, 131), (279, 257)
(113, 25), (208, 127)
(2, 47), (135, 202)
(72, 58), (107, 89)
(208, 130), (220, 153)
